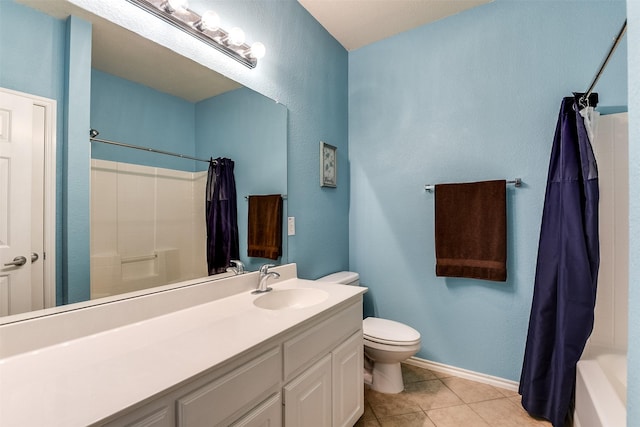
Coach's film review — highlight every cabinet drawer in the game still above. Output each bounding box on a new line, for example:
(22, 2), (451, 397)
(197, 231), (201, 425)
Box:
(101, 404), (172, 427)
(177, 347), (281, 427)
(229, 392), (282, 427)
(284, 354), (332, 426)
(284, 301), (361, 381)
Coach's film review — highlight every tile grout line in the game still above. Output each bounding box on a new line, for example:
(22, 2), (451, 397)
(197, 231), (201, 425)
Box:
(361, 364), (547, 427)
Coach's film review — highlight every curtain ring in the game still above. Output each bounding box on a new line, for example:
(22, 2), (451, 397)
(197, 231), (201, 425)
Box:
(578, 95), (589, 109)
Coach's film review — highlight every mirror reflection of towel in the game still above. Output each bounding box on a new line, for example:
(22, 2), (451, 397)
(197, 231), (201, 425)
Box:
(434, 180), (507, 281)
(248, 195), (283, 260)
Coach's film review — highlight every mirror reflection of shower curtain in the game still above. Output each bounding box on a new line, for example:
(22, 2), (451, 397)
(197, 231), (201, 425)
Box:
(519, 95), (600, 427)
(206, 158), (239, 275)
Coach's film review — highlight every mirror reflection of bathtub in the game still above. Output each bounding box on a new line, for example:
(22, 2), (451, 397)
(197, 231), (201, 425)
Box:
(89, 70), (287, 299)
(574, 113), (628, 427)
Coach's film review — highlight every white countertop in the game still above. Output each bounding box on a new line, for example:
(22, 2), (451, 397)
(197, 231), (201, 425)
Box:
(0, 277), (365, 426)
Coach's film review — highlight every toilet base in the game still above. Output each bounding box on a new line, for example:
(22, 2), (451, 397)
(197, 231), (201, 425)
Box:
(370, 361), (404, 394)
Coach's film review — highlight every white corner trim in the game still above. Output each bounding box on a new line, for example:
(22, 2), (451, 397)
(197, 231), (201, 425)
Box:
(405, 356), (520, 392)
(34, 96), (57, 309)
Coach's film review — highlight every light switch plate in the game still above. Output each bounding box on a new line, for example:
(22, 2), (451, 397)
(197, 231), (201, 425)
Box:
(287, 217), (295, 236)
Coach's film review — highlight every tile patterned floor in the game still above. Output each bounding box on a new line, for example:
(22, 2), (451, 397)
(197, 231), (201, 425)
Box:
(355, 364), (552, 427)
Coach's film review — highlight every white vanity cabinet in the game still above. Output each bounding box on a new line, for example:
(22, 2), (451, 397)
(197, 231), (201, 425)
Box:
(98, 298), (363, 427)
(282, 301), (363, 427)
(283, 332), (363, 427)
(101, 346), (282, 427)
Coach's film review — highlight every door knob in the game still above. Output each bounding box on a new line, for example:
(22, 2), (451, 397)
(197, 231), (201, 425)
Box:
(31, 252), (39, 263)
(4, 256), (27, 267)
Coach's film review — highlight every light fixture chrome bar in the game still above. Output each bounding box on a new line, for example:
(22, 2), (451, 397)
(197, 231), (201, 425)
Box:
(126, 0), (258, 68)
(424, 178), (522, 192)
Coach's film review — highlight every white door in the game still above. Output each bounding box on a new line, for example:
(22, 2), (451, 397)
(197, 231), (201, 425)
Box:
(0, 91), (34, 316)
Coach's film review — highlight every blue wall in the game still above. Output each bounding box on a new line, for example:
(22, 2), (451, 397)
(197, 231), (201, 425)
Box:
(626, 1), (639, 421)
(177, 0), (351, 279)
(0, 1), (65, 100)
(195, 88), (287, 272)
(91, 69), (197, 171)
(0, 0), (67, 301)
(349, 0), (627, 381)
(62, 16), (92, 304)
(0, 2), (92, 304)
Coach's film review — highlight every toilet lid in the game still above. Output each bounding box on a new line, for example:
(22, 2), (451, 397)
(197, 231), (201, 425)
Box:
(363, 317), (421, 346)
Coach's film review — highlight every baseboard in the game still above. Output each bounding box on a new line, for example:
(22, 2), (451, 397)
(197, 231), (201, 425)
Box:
(405, 356), (519, 392)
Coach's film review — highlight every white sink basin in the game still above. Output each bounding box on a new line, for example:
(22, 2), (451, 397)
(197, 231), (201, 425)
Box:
(253, 288), (329, 310)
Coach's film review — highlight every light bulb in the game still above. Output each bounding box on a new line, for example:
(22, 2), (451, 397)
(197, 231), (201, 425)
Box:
(165, 0), (188, 13)
(199, 10), (220, 31)
(227, 27), (245, 46)
(249, 42), (266, 59)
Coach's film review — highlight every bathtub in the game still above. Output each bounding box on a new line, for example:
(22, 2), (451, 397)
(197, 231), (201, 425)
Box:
(574, 350), (627, 427)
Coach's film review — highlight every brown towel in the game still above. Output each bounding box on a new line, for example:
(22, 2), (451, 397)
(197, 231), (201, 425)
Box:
(434, 180), (507, 281)
(247, 195), (283, 260)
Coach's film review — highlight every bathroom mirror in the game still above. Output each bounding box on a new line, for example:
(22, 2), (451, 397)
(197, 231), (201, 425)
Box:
(88, 18), (287, 300)
(2, 0), (287, 320)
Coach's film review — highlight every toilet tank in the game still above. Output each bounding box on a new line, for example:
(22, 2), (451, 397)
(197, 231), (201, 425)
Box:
(316, 271), (360, 286)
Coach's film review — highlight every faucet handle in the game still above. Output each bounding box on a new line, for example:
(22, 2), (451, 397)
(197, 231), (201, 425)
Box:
(230, 260), (245, 274)
(259, 263), (276, 274)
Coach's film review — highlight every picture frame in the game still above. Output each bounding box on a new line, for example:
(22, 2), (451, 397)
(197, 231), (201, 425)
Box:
(320, 141), (337, 188)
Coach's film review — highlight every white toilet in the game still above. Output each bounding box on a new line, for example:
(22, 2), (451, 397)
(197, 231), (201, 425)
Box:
(317, 271), (421, 394)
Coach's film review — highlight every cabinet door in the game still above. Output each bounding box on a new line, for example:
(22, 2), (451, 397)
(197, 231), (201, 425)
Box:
(284, 354), (331, 426)
(332, 331), (364, 427)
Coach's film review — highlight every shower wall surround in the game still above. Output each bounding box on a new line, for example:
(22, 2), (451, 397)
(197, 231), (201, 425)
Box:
(90, 160), (207, 298)
(587, 113), (629, 353)
(626, 2), (640, 422)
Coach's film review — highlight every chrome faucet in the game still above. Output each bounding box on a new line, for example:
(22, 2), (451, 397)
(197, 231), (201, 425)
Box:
(226, 260), (246, 275)
(253, 264), (280, 294)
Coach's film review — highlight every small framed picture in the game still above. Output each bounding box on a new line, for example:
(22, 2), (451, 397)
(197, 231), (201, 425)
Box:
(320, 141), (337, 188)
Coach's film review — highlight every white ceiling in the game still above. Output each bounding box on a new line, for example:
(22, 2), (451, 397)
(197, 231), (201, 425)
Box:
(297, 0), (492, 51)
(17, 0), (241, 102)
(17, 0), (492, 100)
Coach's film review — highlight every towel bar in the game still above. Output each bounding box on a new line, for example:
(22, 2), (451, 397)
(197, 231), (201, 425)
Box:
(244, 195), (287, 200)
(424, 178), (522, 193)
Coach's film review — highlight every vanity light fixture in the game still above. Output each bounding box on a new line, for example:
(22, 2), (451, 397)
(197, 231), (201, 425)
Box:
(126, 0), (265, 68)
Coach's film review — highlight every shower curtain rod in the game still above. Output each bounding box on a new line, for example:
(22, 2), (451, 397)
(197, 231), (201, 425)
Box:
(579, 19), (627, 107)
(424, 178), (522, 192)
(89, 129), (213, 164)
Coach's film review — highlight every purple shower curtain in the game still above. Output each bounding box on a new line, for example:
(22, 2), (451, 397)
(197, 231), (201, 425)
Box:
(519, 95), (600, 426)
(206, 158), (239, 275)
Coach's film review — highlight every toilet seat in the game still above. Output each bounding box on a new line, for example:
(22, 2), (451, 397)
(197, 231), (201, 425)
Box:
(363, 317), (421, 346)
